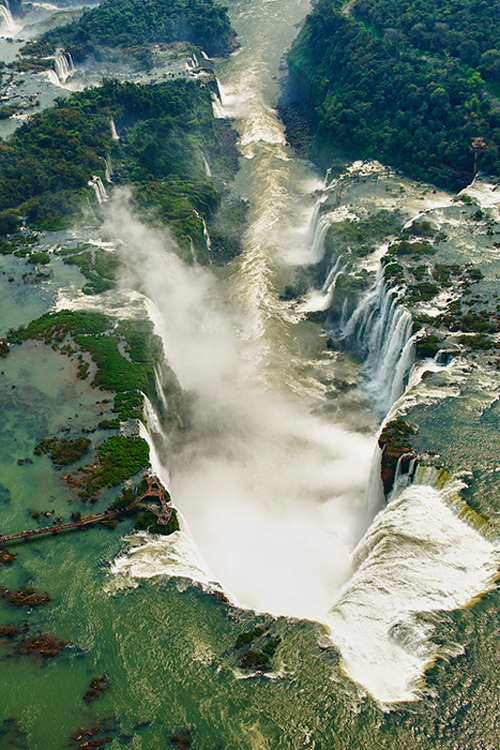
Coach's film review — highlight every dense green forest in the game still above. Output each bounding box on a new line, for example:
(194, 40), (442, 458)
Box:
(285, 0), (500, 186)
(0, 79), (237, 261)
(24, 0), (234, 61)
(353, 0), (500, 82)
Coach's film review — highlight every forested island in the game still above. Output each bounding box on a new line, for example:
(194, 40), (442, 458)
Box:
(283, 0), (500, 186)
(0, 78), (239, 261)
(23, 0), (235, 61)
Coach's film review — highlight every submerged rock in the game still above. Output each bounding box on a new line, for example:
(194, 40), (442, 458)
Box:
(83, 675), (108, 703)
(17, 634), (66, 658)
(1, 587), (51, 608)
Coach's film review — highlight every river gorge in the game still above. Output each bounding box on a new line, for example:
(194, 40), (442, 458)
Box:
(0, 0), (499, 747)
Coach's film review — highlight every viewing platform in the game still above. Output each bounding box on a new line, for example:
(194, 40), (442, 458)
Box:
(0, 475), (172, 547)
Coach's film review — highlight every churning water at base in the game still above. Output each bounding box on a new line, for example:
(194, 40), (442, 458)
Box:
(103, 182), (499, 703)
(327, 469), (499, 703)
(104, 192), (374, 621)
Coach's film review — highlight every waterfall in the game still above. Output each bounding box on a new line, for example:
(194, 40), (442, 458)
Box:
(300, 256), (344, 313)
(211, 91), (225, 119)
(202, 154), (212, 177)
(107, 413), (221, 594)
(105, 157), (113, 184)
(211, 77), (226, 119)
(363, 444), (385, 522)
(390, 332), (416, 406)
(45, 69), (61, 87)
(306, 194), (332, 264)
(309, 213), (331, 263)
(54, 52), (75, 83)
(184, 56), (199, 72)
(327, 469), (499, 703)
(102, 191), (374, 620)
(321, 255), (342, 293)
(88, 175), (108, 204)
(202, 217), (212, 254)
(154, 366), (169, 414)
(188, 237), (197, 265)
(308, 197), (321, 240)
(343, 266), (415, 413)
(193, 208), (212, 254)
(110, 119), (120, 141)
(0, 3), (16, 34)
(391, 453), (418, 498)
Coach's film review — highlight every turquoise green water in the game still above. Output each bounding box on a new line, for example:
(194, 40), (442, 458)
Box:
(0, 254), (85, 337)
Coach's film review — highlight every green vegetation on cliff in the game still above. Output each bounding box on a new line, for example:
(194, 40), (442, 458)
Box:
(353, 0), (500, 84)
(8, 310), (172, 421)
(0, 78), (238, 262)
(286, 0), (500, 186)
(25, 0), (234, 61)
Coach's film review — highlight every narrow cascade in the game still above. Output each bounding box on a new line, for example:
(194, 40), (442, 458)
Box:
(88, 176), (108, 204)
(308, 198), (321, 245)
(110, 120), (120, 141)
(202, 154), (212, 177)
(363, 444), (385, 522)
(300, 256), (344, 313)
(343, 265), (415, 413)
(153, 366), (170, 414)
(54, 52), (74, 83)
(211, 92), (225, 119)
(309, 211), (331, 264)
(105, 157), (113, 184)
(327, 470), (499, 704)
(211, 77), (226, 119)
(193, 208), (212, 254)
(201, 217), (212, 253)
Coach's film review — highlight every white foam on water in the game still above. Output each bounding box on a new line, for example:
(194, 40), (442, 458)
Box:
(326, 480), (499, 704)
(108, 531), (215, 592)
(0, 4), (20, 36)
(101, 191), (374, 621)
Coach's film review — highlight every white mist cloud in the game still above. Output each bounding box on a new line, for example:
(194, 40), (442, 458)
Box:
(102, 190), (374, 620)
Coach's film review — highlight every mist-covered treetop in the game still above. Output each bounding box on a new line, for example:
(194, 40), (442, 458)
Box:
(24, 0), (234, 60)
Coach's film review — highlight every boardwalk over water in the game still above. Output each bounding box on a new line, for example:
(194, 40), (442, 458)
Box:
(0, 475), (172, 547)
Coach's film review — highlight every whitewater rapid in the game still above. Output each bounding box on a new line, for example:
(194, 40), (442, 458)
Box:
(103, 191), (374, 621)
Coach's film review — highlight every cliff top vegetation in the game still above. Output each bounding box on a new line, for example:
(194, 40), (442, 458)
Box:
(285, 0), (500, 186)
(23, 0), (234, 61)
(0, 78), (237, 261)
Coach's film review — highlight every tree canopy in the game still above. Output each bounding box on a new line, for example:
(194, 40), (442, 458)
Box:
(26, 0), (234, 60)
(286, 0), (500, 186)
(0, 79), (236, 259)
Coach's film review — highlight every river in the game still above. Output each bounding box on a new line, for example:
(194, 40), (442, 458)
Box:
(0, 0), (499, 746)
